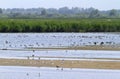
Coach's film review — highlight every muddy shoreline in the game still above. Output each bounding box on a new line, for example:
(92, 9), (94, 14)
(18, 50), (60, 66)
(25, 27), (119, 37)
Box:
(0, 58), (120, 69)
(1, 45), (120, 51)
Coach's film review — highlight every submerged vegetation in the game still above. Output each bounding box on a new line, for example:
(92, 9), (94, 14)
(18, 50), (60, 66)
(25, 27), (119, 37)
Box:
(0, 19), (120, 32)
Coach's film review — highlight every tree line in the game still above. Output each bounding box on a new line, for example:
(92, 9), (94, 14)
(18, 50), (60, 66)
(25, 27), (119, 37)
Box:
(0, 19), (120, 32)
(0, 7), (120, 18)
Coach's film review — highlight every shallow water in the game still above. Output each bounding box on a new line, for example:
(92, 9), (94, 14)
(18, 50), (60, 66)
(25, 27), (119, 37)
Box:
(0, 66), (120, 79)
(0, 50), (120, 59)
(0, 33), (120, 59)
(0, 33), (120, 49)
(0, 33), (120, 79)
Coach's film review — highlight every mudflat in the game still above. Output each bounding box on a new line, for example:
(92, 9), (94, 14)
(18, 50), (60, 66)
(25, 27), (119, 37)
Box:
(5, 45), (120, 51)
(0, 58), (120, 69)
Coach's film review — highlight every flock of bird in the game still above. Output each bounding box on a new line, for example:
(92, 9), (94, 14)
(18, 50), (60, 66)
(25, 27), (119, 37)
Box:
(1, 33), (119, 49)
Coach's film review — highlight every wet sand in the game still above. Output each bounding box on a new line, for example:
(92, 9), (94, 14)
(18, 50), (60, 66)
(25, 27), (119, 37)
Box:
(0, 58), (120, 69)
(2, 45), (120, 51)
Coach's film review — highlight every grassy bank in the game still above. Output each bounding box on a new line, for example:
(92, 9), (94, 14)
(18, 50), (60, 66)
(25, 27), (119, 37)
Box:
(0, 19), (120, 32)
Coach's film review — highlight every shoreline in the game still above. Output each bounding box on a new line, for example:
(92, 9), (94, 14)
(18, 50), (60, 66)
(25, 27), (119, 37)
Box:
(1, 45), (120, 51)
(0, 58), (120, 69)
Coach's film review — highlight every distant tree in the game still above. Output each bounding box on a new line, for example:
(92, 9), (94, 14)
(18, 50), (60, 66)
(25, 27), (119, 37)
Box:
(0, 8), (2, 14)
(47, 8), (58, 14)
(71, 7), (81, 14)
(59, 7), (71, 14)
(109, 9), (117, 16)
(41, 9), (47, 15)
(89, 9), (100, 18)
(1, 7), (120, 18)
(10, 12), (22, 18)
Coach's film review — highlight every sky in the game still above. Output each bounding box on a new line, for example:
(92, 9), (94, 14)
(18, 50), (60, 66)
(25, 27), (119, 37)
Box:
(0, 0), (120, 10)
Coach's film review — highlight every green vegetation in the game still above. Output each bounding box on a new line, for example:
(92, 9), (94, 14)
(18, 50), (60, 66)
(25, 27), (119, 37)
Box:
(0, 19), (120, 32)
(1, 7), (120, 19)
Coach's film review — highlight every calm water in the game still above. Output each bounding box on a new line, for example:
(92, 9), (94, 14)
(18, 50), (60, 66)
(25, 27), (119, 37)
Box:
(0, 33), (120, 59)
(0, 33), (120, 79)
(0, 66), (120, 79)
(0, 33), (120, 49)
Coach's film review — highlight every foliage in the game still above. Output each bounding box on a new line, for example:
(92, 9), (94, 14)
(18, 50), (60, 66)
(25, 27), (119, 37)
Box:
(0, 8), (2, 14)
(0, 19), (120, 32)
(1, 7), (120, 19)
